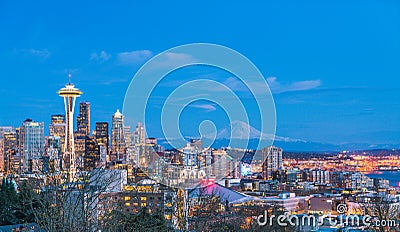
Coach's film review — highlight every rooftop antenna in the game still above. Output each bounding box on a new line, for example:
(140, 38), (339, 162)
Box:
(68, 73), (72, 84)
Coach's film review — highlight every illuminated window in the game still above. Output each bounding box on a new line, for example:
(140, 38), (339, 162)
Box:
(125, 203), (130, 207)
(141, 203), (147, 207)
(141, 197), (147, 201)
(124, 196), (131, 201)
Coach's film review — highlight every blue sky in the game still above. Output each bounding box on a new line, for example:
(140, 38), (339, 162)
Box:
(0, 0), (399, 146)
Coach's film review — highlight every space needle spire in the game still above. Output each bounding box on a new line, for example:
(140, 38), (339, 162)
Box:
(58, 74), (82, 181)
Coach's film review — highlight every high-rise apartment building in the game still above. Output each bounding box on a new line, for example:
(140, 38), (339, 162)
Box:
(211, 149), (228, 178)
(262, 146), (283, 180)
(181, 142), (198, 167)
(19, 119), (44, 173)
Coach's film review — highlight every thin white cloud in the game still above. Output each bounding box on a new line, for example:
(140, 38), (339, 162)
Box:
(183, 76), (243, 93)
(267, 77), (321, 93)
(117, 50), (153, 65)
(117, 50), (196, 69)
(172, 76), (320, 96)
(151, 52), (196, 68)
(168, 93), (210, 103)
(90, 50), (111, 62)
(188, 103), (217, 112)
(18, 48), (51, 60)
(222, 77), (243, 91)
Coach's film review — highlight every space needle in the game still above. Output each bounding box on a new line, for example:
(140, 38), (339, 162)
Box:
(58, 74), (82, 181)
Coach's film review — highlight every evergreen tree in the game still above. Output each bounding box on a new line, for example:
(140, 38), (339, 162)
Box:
(0, 178), (19, 226)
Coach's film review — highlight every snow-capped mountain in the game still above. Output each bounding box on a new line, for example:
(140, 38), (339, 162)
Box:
(204, 120), (304, 142)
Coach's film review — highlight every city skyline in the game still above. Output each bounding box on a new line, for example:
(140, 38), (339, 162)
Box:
(1, 1), (399, 148)
(1, 2), (400, 231)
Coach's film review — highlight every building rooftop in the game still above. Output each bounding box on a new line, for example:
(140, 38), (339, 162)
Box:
(114, 109), (123, 117)
(189, 183), (249, 204)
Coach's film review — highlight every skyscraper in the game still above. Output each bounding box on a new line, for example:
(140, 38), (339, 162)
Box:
(211, 149), (233, 178)
(19, 119), (44, 173)
(49, 114), (65, 151)
(51, 114), (65, 124)
(77, 102), (90, 136)
(74, 134), (85, 170)
(134, 122), (145, 145)
(58, 75), (82, 180)
(0, 136), (3, 172)
(95, 122), (109, 155)
(75, 102), (90, 169)
(111, 109), (125, 155)
(0, 126), (14, 172)
(84, 135), (99, 171)
(262, 146), (283, 180)
(124, 126), (132, 148)
(50, 115), (66, 135)
(2, 131), (18, 173)
(45, 136), (62, 173)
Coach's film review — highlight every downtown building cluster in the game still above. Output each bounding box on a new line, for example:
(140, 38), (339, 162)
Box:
(0, 106), (138, 176)
(0, 81), (273, 230)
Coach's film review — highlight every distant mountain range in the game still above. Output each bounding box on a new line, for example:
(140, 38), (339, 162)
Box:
(203, 120), (305, 142)
(158, 121), (400, 152)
